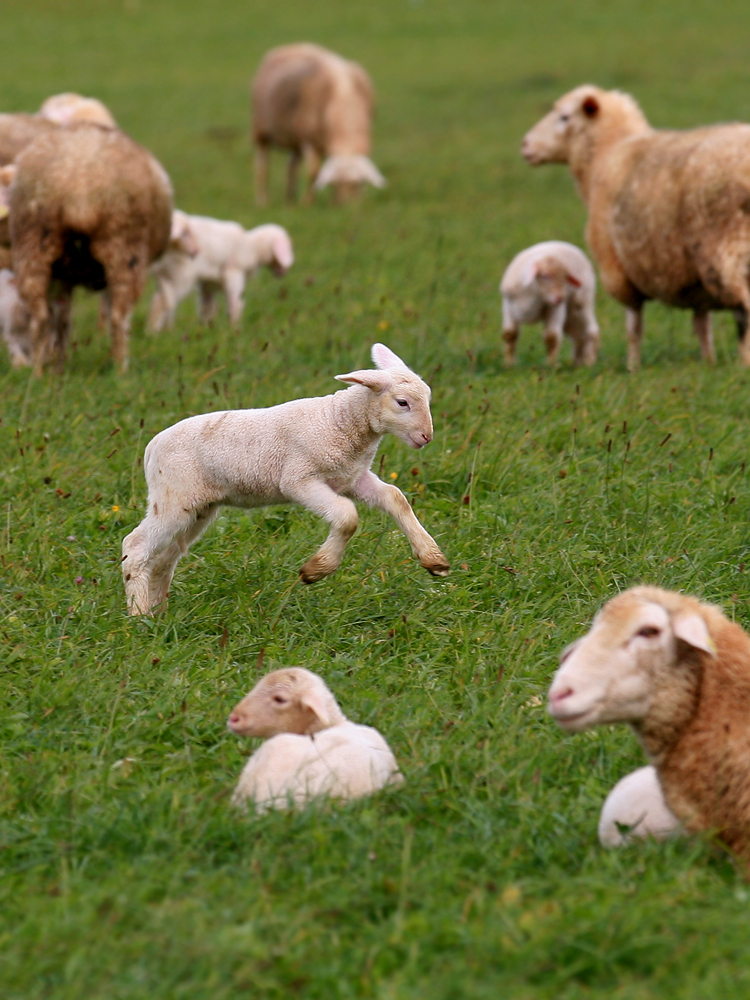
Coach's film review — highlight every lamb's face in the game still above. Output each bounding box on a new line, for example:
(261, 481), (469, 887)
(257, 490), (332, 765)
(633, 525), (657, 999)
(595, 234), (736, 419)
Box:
(227, 670), (317, 738)
(532, 257), (576, 307)
(521, 86), (602, 165)
(381, 374), (434, 450)
(547, 596), (675, 732)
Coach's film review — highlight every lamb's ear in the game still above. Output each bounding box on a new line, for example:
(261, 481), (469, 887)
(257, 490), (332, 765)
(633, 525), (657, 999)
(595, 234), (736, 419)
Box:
(359, 157), (387, 189)
(520, 260), (538, 287)
(672, 613), (716, 657)
(371, 343), (409, 370)
(335, 369), (392, 392)
(566, 273), (582, 288)
(299, 687), (335, 728)
(272, 232), (294, 270)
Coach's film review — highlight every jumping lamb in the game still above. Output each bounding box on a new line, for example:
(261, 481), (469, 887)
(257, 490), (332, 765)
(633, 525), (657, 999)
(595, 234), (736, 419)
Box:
(251, 42), (386, 205)
(500, 241), (599, 365)
(147, 211), (294, 331)
(522, 85), (750, 369)
(8, 122), (172, 373)
(598, 765), (681, 847)
(548, 586), (750, 870)
(227, 667), (404, 811)
(121, 343), (450, 615)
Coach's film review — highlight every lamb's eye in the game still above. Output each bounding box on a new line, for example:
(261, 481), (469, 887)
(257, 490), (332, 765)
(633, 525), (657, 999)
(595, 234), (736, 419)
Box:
(396, 399), (409, 409)
(637, 626), (661, 639)
(272, 695), (287, 704)
(559, 113), (570, 124)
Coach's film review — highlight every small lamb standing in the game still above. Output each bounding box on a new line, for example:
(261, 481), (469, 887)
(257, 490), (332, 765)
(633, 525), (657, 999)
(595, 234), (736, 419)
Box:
(500, 241), (600, 365)
(227, 667), (404, 811)
(598, 765), (681, 847)
(548, 586), (750, 869)
(252, 42), (386, 205)
(122, 343), (450, 615)
(147, 211), (294, 331)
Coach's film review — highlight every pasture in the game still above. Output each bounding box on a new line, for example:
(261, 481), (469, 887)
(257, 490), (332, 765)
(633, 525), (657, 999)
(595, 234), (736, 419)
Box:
(3, 0), (750, 996)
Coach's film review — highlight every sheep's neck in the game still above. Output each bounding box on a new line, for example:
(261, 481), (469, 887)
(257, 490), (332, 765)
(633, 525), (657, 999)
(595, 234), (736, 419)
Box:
(631, 657), (702, 766)
(569, 117), (652, 205)
(330, 385), (384, 455)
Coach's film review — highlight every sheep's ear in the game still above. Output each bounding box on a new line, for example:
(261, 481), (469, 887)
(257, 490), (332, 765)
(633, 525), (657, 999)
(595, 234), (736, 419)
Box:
(582, 95), (600, 118)
(371, 343), (409, 370)
(272, 233), (294, 270)
(335, 369), (392, 392)
(566, 273), (582, 288)
(299, 688), (334, 727)
(360, 157), (387, 189)
(672, 613), (716, 657)
(520, 260), (538, 287)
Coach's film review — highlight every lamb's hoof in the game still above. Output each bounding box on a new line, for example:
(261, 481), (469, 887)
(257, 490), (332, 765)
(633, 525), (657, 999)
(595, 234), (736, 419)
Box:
(425, 560), (450, 578)
(299, 565), (326, 584)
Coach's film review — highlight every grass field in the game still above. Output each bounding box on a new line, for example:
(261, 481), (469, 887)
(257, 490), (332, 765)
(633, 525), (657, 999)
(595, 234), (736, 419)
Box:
(4, 1), (750, 997)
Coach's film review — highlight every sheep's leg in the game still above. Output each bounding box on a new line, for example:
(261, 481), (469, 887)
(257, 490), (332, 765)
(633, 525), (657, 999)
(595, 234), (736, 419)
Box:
(286, 150), (301, 203)
(692, 311), (715, 363)
(285, 480), (359, 583)
(147, 282), (172, 332)
(502, 326), (520, 365)
(543, 304), (566, 365)
(302, 145), (321, 206)
(352, 470), (450, 577)
(97, 291), (109, 332)
(255, 142), (270, 207)
(222, 269), (246, 327)
(198, 282), (218, 325)
(625, 306), (643, 372)
(48, 284), (73, 374)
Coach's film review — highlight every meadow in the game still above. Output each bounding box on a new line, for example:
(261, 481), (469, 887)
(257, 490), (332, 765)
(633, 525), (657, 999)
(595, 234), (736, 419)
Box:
(3, 0), (750, 996)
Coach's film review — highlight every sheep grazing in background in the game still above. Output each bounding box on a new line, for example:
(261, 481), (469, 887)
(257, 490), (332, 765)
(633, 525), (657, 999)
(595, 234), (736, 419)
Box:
(148, 211), (293, 331)
(598, 765), (681, 847)
(8, 122), (172, 373)
(0, 269), (31, 367)
(522, 85), (750, 369)
(122, 343), (450, 615)
(252, 42), (386, 205)
(548, 586), (750, 870)
(227, 667), (403, 811)
(500, 241), (599, 365)
(39, 92), (117, 128)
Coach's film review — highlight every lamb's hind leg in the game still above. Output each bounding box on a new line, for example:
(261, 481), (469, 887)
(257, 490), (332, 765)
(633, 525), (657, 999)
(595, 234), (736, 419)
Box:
(693, 311), (715, 363)
(286, 480), (359, 583)
(352, 471), (450, 577)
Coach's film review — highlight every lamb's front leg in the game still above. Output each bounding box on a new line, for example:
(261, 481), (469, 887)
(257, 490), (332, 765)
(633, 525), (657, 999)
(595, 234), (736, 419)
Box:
(287, 480), (360, 583)
(352, 471), (450, 577)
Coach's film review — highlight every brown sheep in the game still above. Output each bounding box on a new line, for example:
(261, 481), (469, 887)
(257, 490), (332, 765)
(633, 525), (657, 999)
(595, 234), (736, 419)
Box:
(9, 123), (172, 373)
(251, 42), (385, 205)
(548, 585), (750, 871)
(522, 86), (750, 370)
(0, 113), (57, 167)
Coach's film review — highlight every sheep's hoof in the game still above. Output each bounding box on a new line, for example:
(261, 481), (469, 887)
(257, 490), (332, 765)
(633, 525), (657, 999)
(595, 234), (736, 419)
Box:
(299, 564), (327, 584)
(424, 560), (450, 578)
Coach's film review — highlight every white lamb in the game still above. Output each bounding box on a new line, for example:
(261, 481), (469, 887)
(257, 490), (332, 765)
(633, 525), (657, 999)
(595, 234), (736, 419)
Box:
(227, 667), (404, 811)
(147, 211), (294, 330)
(0, 269), (31, 367)
(500, 241), (600, 365)
(598, 765), (682, 847)
(121, 343), (450, 615)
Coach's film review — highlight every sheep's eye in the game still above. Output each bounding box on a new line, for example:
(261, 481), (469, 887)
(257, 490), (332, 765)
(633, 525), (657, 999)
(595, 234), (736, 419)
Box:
(559, 113), (570, 124)
(637, 626), (661, 639)
(272, 695), (288, 705)
(396, 399), (410, 409)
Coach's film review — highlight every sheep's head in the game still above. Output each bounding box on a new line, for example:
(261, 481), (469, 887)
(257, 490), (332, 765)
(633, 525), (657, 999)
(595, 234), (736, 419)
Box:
(548, 587), (716, 733)
(169, 210), (200, 257)
(227, 667), (346, 738)
(314, 154), (386, 203)
(336, 343), (434, 450)
(523, 255), (581, 307)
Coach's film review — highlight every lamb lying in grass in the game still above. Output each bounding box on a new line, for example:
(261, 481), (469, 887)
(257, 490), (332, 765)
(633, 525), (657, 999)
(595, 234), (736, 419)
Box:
(147, 211), (294, 330)
(122, 343), (450, 615)
(548, 586), (750, 869)
(598, 765), (681, 847)
(227, 667), (403, 811)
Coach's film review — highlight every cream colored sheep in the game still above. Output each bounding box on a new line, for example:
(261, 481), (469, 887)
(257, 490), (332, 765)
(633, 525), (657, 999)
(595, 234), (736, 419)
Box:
(227, 667), (403, 811)
(522, 86), (750, 369)
(598, 765), (681, 847)
(252, 42), (385, 205)
(121, 343), (450, 615)
(147, 211), (293, 330)
(500, 241), (599, 365)
(39, 92), (117, 128)
(548, 586), (750, 870)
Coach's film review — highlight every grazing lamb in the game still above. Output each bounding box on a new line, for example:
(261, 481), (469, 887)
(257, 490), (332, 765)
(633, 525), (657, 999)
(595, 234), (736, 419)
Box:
(548, 586), (750, 869)
(252, 42), (386, 205)
(522, 85), (750, 369)
(39, 92), (117, 128)
(500, 241), (600, 365)
(598, 765), (681, 847)
(122, 343), (450, 615)
(8, 122), (172, 373)
(227, 667), (403, 811)
(147, 211), (294, 331)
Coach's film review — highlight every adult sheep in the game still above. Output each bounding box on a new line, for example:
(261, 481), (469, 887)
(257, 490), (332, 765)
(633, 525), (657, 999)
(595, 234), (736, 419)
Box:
(522, 86), (750, 369)
(252, 42), (386, 205)
(8, 122), (172, 373)
(548, 586), (750, 871)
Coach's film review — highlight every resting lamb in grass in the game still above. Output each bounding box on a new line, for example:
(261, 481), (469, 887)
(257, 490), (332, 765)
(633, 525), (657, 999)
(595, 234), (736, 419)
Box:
(522, 85), (750, 369)
(122, 343), (450, 615)
(598, 765), (681, 847)
(227, 667), (403, 811)
(548, 586), (750, 869)
(500, 241), (599, 365)
(252, 42), (385, 205)
(147, 211), (293, 331)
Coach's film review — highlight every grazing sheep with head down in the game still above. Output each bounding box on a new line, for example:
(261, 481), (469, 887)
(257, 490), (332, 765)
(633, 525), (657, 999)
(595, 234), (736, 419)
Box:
(500, 240), (599, 365)
(8, 122), (172, 373)
(147, 211), (294, 330)
(121, 343), (449, 615)
(227, 667), (403, 811)
(598, 765), (681, 847)
(548, 586), (750, 869)
(252, 42), (386, 205)
(522, 85), (750, 369)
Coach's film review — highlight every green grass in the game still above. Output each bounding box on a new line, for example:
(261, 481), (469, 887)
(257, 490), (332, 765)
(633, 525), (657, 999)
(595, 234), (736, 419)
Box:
(3, 1), (750, 996)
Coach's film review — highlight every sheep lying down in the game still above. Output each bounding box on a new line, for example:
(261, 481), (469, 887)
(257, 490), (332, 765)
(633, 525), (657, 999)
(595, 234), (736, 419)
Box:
(549, 586), (750, 868)
(227, 667), (403, 811)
